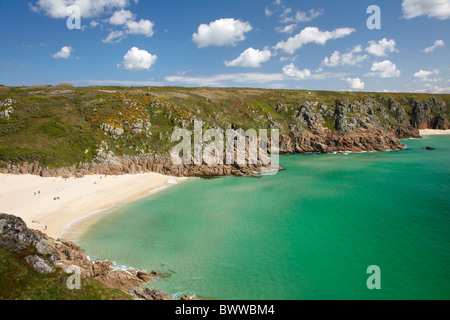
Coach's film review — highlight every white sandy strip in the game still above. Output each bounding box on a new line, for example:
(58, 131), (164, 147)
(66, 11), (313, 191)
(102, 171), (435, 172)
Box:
(0, 173), (178, 240)
(419, 129), (450, 135)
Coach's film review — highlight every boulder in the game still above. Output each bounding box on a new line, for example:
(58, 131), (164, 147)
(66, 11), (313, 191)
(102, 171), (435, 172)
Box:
(136, 271), (153, 282)
(25, 255), (55, 274)
(94, 270), (144, 292)
(143, 288), (172, 300)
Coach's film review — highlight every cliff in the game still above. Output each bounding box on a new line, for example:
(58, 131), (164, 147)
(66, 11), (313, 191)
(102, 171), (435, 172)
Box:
(0, 213), (171, 300)
(0, 86), (448, 177)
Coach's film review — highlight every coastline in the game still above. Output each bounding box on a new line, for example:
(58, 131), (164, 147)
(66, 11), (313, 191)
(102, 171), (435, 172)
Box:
(0, 172), (180, 240)
(419, 129), (450, 135)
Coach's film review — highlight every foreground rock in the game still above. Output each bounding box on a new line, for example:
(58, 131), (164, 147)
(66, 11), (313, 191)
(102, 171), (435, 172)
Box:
(0, 213), (170, 300)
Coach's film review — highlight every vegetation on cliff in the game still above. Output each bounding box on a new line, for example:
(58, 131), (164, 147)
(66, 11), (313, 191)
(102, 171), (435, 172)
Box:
(0, 85), (448, 174)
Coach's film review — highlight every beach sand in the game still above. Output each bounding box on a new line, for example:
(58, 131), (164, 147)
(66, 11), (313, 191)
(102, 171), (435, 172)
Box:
(419, 129), (450, 135)
(0, 172), (178, 240)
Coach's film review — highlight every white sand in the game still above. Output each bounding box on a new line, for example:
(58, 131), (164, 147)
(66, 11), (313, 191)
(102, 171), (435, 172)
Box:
(0, 173), (179, 240)
(419, 129), (450, 135)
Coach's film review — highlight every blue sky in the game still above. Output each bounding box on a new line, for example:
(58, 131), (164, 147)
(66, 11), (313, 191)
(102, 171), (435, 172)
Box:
(0, 0), (449, 92)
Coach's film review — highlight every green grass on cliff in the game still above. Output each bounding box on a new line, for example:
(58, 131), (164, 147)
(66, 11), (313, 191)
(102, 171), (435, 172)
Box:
(0, 247), (131, 300)
(0, 86), (449, 169)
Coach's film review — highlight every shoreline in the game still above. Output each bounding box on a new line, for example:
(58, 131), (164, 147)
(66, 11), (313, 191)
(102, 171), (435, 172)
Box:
(419, 129), (450, 136)
(0, 172), (180, 240)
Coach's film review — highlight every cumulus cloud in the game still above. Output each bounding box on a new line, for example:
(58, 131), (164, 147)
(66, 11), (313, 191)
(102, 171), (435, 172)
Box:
(413, 69), (440, 81)
(365, 38), (399, 57)
(282, 63), (312, 80)
(193, 18), (252, 48)
(51, 46), (73, 59)
(274, 27), (356, 55)
(103, 9), (154, 43)
(30, 0), (130, 18)
(365, 60), (401, 78)
(224, 47), (272, 68)
(118, 47), (157, 71)
(424, 40), (445, 52)
(344, 77), (365, 90)
(322, 45), (368, 67)
(402, 0), (450, 20)
(109, 8), (134, 24)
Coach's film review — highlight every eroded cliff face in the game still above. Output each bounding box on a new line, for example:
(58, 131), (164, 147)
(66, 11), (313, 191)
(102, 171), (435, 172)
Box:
(0, 213), (171, 300)
(0, 95), (448, 178)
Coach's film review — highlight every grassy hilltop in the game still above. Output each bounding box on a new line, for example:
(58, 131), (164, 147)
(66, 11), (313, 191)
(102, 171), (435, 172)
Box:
(0, 85), (449, 170)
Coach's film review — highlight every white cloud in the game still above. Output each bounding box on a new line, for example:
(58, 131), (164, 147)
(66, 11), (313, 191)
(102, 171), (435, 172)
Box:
(413, 69), (440, 81)
(103, 9), (154, 43)
(125, 19), (154, 36)
(224, 47), (272, 68)
(282, 8), (324, 23)
(365, 60), (401, 78)
(118, 47), (157, 71)
(109, 8), (134, 25)
(344, 77), (365, 90)
(429, 86), (450, 93)
(365, 38), (399, 57)
(322, 45), (368, 67)
(282, 63), (311, 80)
(193, 18), (252, 48)
(402, 0), (450, 20)
(265, 7), (273, 17)
(51, 46), (73, 59)
(30, 0), (130, 18)
(165, 69), (346, 87)
(424, 39), (445, 52)
(165, 73), (287, 87)
(275, 24), (297, 34)
(274, 27), (356, 55)
(102, 30), (125, 43)
(90, 20), (99, 28)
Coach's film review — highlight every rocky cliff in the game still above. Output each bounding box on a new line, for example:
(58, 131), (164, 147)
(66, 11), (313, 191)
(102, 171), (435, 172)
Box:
(0, 86), (448, 178)
(0, 213), (171, 300)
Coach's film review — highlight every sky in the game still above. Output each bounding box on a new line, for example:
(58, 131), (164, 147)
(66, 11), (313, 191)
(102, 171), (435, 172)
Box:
(0, 0), (449, 93)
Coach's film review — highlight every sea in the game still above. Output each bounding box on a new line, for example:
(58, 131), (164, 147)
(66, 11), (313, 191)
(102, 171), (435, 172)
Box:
(77, 135), (450, 300)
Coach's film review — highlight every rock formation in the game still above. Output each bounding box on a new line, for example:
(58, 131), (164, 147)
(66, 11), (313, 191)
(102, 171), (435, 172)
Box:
(0, 213), (171, 300)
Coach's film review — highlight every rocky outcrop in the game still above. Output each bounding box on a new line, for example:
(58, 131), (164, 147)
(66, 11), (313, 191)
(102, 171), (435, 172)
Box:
(0, 98), (15, 119)
(0, 153), (276, 178)
(0, 213), (170, 300)
(0, 96), (448, 178)
(25, 255), (55, 274)
(131, 288), (172, 301)
(411, 98), (449, 130)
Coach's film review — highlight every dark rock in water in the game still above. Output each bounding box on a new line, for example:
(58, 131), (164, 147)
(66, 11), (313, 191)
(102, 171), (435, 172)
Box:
(136, 270), (153, 282)
(425, 147), (436, 150)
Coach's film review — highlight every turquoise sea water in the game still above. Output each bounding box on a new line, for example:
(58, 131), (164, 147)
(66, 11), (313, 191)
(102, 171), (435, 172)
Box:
(78, 135), (450, 300)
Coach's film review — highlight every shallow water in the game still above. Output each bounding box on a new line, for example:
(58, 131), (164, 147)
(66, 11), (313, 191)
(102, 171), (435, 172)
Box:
(78, 135), (450, 300)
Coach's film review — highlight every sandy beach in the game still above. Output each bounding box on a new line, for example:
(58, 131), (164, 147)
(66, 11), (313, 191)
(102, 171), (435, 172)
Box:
(419, 129), (450, 135)
(0, 173), (179, 240)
